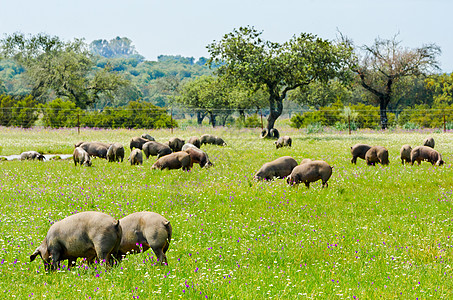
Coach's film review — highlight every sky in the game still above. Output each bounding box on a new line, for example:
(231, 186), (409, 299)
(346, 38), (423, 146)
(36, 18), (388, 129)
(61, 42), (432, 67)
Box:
(1, 0), (452, 72)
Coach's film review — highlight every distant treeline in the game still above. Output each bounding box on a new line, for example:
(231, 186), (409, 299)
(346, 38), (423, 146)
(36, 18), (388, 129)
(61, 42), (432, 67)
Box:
(0, 95), (176, 129)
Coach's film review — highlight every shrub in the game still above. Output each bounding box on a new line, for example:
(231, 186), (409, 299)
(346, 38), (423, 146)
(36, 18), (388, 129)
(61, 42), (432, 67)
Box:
(41, 98), (79, 128)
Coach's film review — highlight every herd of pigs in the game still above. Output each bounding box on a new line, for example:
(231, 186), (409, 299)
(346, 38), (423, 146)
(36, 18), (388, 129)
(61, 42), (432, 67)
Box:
(20, 133), (444, 271)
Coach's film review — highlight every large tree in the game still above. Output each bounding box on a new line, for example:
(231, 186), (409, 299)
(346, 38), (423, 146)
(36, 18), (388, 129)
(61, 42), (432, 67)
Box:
(0, 33), (128, 108)
(207, 26), (353, 131)
(176, 75), (231, 127)
(351, 35), (441, 129)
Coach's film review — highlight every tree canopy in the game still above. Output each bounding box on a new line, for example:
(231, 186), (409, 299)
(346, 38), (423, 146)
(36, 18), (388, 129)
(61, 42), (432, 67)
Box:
(208, 26), (354, 131)
(350, 34), (441, 129)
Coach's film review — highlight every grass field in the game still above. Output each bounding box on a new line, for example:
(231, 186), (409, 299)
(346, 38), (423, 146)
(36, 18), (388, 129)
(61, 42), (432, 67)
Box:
(0, 125), (452, 299)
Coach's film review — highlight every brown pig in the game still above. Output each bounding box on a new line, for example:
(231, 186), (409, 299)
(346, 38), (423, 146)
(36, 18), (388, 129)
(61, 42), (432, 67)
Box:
(350, 144), (372, 164)
(30, 211), (122, 271)
(129, 149), (143, 165)
(400, 144), (412, 165)
(365, 146), (389, 165)
(254, 156), (298, 181)
(275, 136), (292, 149)
(287, 160), (333, 188)
(73, 147), (92, 167)
(423, 137), (435, 148)
(151, 151), (191, 171)
(118, 212), (172, 265)
(411, 146), (444, 166)
(184, 147), (213, 168)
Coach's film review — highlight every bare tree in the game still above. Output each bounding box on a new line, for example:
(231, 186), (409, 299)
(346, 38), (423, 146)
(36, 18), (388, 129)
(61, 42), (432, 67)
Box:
(352, 35), (440, 129)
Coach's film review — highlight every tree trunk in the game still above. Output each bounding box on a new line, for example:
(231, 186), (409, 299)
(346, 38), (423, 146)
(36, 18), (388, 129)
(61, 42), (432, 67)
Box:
(209, 112), (216, 127)
(379, 99), (388, 130)
(196, 111), (205, 125)
(266, 95), (283, 130)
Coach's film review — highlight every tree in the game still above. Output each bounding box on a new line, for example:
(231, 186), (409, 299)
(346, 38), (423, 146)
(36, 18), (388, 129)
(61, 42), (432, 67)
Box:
(207, 26), (353, 131)
(176, 75), (231, 127)
(350, 35), (441, 129)
(0, 33), (128, 108)
(288, 79), (351, 109)
(425, 73), (453, 106)
(90, 37), (144, 61)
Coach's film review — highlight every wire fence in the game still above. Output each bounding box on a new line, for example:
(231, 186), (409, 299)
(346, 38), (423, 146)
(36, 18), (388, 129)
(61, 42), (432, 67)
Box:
(1, 106), (453, 133)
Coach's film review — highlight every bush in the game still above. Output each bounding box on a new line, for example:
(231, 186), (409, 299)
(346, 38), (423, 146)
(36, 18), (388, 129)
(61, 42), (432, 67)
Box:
(41, 98), (79, 128)
(81, 101), (177, 129)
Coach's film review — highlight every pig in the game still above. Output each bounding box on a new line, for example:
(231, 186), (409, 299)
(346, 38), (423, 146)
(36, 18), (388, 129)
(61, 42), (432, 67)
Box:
(287, 160), (333, 188)
(79, 142), (110, 159)
(254, 156), (298, 181)
(141, 134), (155, 141)
(350, 144), (372, 164)
(365, 146), (389, 165)
(275, 136), (292, 149)
(188, 136), (201, 148)
(411, 146), (444, 166)
(167, 137), (185, 152)
(142, 141), (172, 159)
(73, 147), (92, 167)
(128, 149), (143, 165)
(400, 144), (412, 165)
(118, 212), (172, 265)
(74, 141), (85, 148)
(423, 137), (435, 148)
(20, 151), (45, 161)
(130, 137), (152, 150)
(200, 134), (226, 146)
(151, 151), (191, 171)
(30, 211), (122, 271)
(184, 147), (213, 168)
(107, 143), (125, 162)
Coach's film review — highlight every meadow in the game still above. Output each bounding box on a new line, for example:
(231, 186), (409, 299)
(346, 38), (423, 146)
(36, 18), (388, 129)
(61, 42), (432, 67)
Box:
(0, 125), (452, 299)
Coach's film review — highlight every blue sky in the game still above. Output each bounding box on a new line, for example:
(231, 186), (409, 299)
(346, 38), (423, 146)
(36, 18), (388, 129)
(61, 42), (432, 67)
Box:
(1, 0), (452, 72)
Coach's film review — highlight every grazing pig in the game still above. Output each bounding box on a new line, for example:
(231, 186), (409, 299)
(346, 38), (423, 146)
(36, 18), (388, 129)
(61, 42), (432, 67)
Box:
(20, 151), (45, 161)
(423, 137), (435, 148)
(400, 145), (412, 165)
(350, 144), (372, 164)
(79, 142), (110, 159)
(167, 137), (185, 152)
(184, 147), (213, 168)
(129, 149), (143, 165)
(300, 158), (313, 165)
(151, 151), (191, 171)
(200, 134), (226, 146)
(188, 136), (201, 148)
(118, 212), (172, 265)
(130, 137), (152, 150)
(365, 146), (389, 165)
(411, 146), (444, 166)
(141, 134), (155, 141)
(254, 156), (298, 181)
(275, 136), (292, 149)
(287, 160), (333, 188)
(73, 147), (92, 166)
(30, 211), (122, 271)
(107, 143), (125, 162)
(142, 141), (172, 159)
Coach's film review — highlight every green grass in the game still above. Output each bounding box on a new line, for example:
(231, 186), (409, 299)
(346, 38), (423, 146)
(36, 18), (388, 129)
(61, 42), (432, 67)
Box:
(0, 125), (452, 298)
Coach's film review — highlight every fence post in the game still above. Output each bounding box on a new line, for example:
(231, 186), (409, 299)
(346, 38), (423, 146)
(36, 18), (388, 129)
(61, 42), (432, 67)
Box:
(348, 114), (351, 135)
